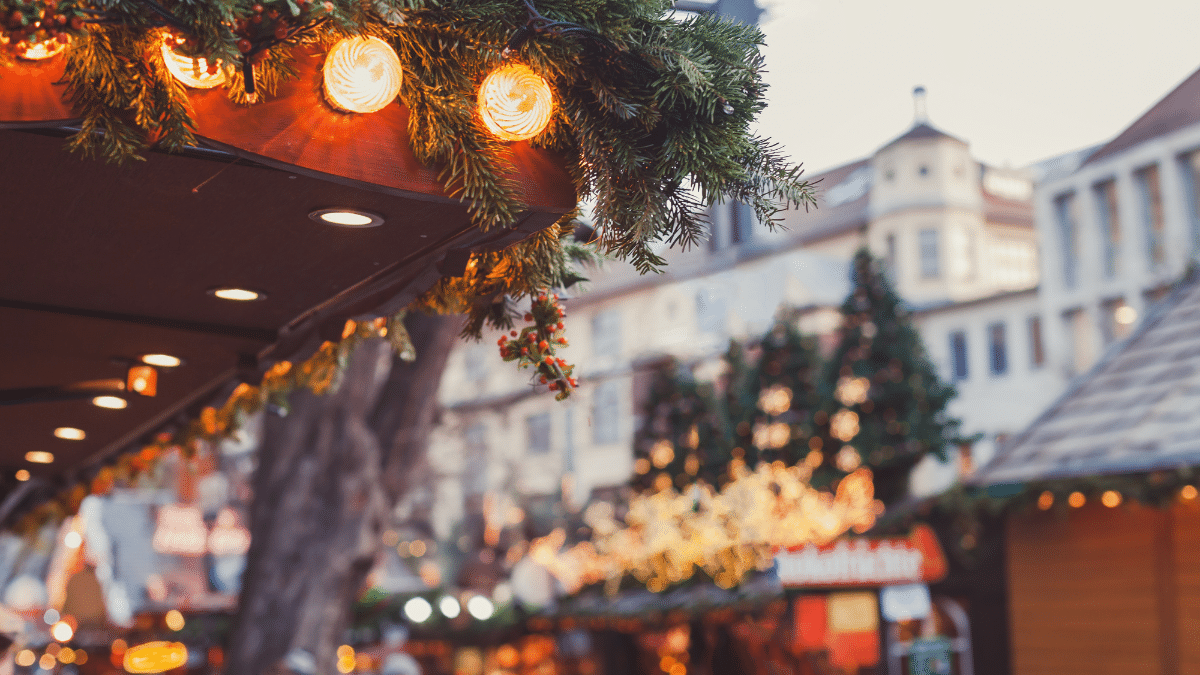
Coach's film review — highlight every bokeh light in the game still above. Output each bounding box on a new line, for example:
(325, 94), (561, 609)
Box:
(323, 36), (403, 114)
(477, 64), (553, 141)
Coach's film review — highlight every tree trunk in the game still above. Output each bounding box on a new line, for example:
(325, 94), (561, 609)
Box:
(226, 313), (461, 675)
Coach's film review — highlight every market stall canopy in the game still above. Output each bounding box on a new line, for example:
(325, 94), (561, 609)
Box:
(0, 49), (575, 490)
(973, 270), (1200, 485)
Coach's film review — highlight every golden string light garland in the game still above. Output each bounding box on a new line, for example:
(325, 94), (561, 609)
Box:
(477, 63), (553, 141)
(322, 36), (404, 114)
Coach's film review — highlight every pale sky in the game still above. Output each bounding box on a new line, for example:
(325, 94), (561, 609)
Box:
(755, 0), (1200, 174)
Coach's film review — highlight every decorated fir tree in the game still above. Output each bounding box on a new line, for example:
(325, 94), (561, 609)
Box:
(631, 358), (732, 491)
(727, 315), (822, 471)
(812, 248), (963, 503)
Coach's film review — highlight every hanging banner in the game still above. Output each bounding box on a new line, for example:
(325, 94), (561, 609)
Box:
(775, 524), (947, 588)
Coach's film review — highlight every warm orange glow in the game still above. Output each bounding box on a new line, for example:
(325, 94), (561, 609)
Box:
(409, 540), (427, 556)
(323, 36), (403, 114)
(127, 365), (158, 397)
(161, 38), (225, 89)
(830, 409), (860, 442)
(1101, 490), (1122, 508)
(212, 287), (261, 301)
(75, 650), (88, 665)
(1037, 491), (1054, 510)
(1068, 491), (1085, 508)
(54, 426), (86, 441)
(165, 610), (185, 631)
(39, 654), (57, 670)
(93, 395), (128, 409)
(58, 648), (76, 664)
(123, 642), (188, 673)
(1182, 485), (1198, 501)
(15, 469), (30, 481)
(15, 650), (35, 667)
(25, 451), (54, 464)
(478, 64), (553, 141)
(141, 353), (182, 368)
(18, 38), (67, 61)
(495, 645), (520, 669)
(51, 620), (73, 642)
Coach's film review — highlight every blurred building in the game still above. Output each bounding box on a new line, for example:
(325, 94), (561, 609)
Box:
(414, 88), (1053, 552)
(1033, 66), (1200, 380)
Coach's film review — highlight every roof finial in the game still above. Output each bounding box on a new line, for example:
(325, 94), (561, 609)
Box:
(913, 85), (928, 124)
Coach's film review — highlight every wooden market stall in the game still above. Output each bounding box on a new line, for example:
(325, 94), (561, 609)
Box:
(973, 271), (1200, 675)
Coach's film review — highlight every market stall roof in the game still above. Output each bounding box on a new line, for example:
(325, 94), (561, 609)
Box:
(973, 269), (1200, 485)
(0, 49), (575, 493)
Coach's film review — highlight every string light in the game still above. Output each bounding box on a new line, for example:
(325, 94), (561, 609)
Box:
(403, 597), (433, 623)
(160, 36), (225, 89)
(17, 38), (67, 61)
(478, 63), (553, 141)
(1101, 490), (1122, 508)
(1037, 491), (1054, 510)
(123, 642), (188, 674)
(322, 36), (403, 114)
(1068, 491), (1086, 508)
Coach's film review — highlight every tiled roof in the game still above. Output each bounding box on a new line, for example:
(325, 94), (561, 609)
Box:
(878, 122), (966, 152)
(776, 158), (871, 244)
(1083, 65), (1200, 167)
(974, 270), (1200, 485)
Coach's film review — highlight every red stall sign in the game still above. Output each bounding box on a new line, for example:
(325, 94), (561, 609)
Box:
(775, 524), (947, 588)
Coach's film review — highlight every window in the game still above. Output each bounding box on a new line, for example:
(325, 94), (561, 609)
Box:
(949, 331), (968, 381)
(463, 424), (488, 496)
(563, 408), (576, 472)
(1027, 316), (1045, 368)
(988, 323), (1008, 376)
(526, 413), (551, 455)
(591, 310), (621, 358)
(884, 233), (898, 280)
(1134, 164), (1166, 269)
(1093, 180), (1121, 278)
(918, 228), (940, 279)
(592, 380), (621, 445)
(1101, 298), (1135, 345)
(1062, 308), (1093, 376)
(729, 201), (747, 246)
(696, 288), (727, 334)
(464, 345), (489, 383)
(1053, 193), (1079, 289)
(1179, 150), (1200, 248)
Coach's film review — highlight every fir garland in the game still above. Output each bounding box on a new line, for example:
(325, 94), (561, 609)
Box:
(1, 0), (815, 339)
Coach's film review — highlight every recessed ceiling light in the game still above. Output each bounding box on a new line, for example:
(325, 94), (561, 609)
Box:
(15, 469), (30, 481)
(309, 208), (384, 228)
(141, 354), (182, 368)
(25, 451), (54, 464)
(93, 395), (128, 410)
(210, 287), (263, 301)
(54, 427), (86, 441)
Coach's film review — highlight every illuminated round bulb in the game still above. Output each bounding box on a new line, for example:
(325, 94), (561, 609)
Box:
(54, 427), (86, 440)
(51, 620), (74, 642)
(438, 596), (460, 619)
(211, 287), (262, 301)
(141, 354), (181, 368)
(1068, 491), (1085, 508)
(322, 36), (403, 114)
(18, 38), (67, 61)
(309, 209), (384, 228)
(64, 531), (82, 549)
(164, 609), (185, 631)
(403, 597), (433, 623)
(25, 451), (55, 464)
(58, 647), (76, 664)
(15, 649), (35, 667)
(39, 653), (57, 670)
(161, 39), (225, 89)
(466, 595), (494, 620)
(1115, 305), (1137, 325)
(93, 395), (128, 409)
(1182, 485), (1198, 501)
(478, 63), (553, 141)
(15, 469), (30, 481)
(1101, 490), (1122, 508)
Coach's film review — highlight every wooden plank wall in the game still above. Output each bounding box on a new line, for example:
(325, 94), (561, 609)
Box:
(1006, 500), (1200, 675)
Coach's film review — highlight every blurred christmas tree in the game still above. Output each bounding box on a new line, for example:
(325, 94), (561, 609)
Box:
(812, 248), (963, 503)
(632, 358), (732, 491)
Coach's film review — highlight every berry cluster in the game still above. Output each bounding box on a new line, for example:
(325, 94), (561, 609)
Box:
(231, 0), (329, 59)
(2, 0), (86, 56)
(497, 292), (577, 400)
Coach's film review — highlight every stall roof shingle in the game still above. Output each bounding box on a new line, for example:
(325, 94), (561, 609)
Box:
(974, 270), (1200, 485)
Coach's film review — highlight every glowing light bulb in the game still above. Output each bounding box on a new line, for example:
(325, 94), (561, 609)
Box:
(403, 597), (433, 623)
(211, 287), (261, 301)
(93, 395), (128, 409)
(322, 36), (403, 114)
(160, 37), (225, 89)
(51, 620), (73, 642)
(438, 596), (460, 619)
(123, 642), (188, 674)
(478, 63), (553, 141)
(18, 38), (67, 61)
(165, 609), (185, 631)
(64, 531), (82, 549)
(54, 427), (86, 440)
(15, 469), (30, 481)
(466, 595), (494, 620)
(25, 451), (54, 464)
(141, 354), (182, 368)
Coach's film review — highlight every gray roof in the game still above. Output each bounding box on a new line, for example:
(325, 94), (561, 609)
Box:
(974, 269), (1200, 485)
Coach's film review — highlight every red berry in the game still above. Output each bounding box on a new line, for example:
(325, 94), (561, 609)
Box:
(510, 330), (518, 337)
(538, 294), (547, 302)
(207, 62), (220, 74)
(558, 338), (568, 345)
(55, 31), (67, 42)
(543, 357), (553, 365)
(548, 382), (557, 391)
(521, 347), (529, 355)
(251, 14), (262, 23)
(69, 15), (82, 29)
(274, 23), (288, 39)
(267, 8), (279, 18)
(524, 313), (533, 321)
(236, 38), (252, 52)
(539, 376), (547, 384)
(556, 322), (564, 330)
(556, 358), (566, 367)
(538, 340), (549, 351)
(497, 337), (506, 346)
(253, 3), (264, 12)
(53, 13), (64, 24)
